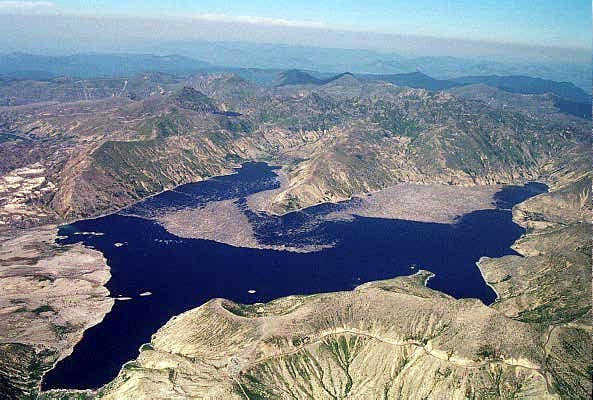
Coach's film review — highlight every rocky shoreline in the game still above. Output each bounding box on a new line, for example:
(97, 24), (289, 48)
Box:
(0, 226), (113, 398)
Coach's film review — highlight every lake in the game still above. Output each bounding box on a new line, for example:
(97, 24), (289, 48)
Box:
(41, 162), (547, 390)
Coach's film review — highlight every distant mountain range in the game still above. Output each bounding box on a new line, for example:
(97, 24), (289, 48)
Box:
(276, 70), (355, 86)
(0, 53), (214, 79)
(274, 70), (591, 117)
(1, 51), (590, 95)
(359, 71), (457, 91)
(1, 55), (590, 119)
(0, 52), (589, 119)
(143, 40), (590, 92)
(451, 75), (592, 103)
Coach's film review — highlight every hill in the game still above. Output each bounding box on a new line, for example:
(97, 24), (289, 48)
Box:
(451, 75), (591, 103)
(361, 71), (456, 91)
(275, 70), (356, 87)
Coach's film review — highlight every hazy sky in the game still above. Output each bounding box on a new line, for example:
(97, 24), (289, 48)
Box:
(0, 0), (590, 60)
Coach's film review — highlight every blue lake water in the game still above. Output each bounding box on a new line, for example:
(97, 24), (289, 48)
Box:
(41, 162), (547, 390)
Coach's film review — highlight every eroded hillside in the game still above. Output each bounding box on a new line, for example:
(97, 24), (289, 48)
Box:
(478, 170), (592, 399)
(0, 73), (589, 224)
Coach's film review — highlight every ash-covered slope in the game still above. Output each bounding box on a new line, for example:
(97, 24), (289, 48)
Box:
(74, 273), (552, 400)
(478, 169), (592, 399)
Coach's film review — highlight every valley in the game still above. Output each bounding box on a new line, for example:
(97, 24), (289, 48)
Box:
(0, 66), (590, 399)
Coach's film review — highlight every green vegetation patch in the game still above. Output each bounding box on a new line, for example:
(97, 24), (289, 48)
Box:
(474, 344), (500, 361)
(92, 138), (214, 198)
(52, 323), (77, 338)
(154, 113), (187, 138)
(240, 373), (278, 400)
(221, 301), (261, 318)
(0, 133), (26, 143)
(206, 130), (232, 147)
(140, 343), (154, 352)
(174, 87), (217, 112)
(225, 153), (244, 163)
(224, 118), (254, 133)
(38, 392), (95, 400)
(282, 194), (300, 211)
(37, 274), (55, 282)
(372, 107), (421, 138)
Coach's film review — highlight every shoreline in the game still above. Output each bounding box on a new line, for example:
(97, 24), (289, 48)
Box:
(0, 224), (115, 396)
(46, 159), (546, 232)
(7, 164), (547, 394)
(38, 239), (115, 394)
(476, 256), (501, 305)
(473, 188), (551, 307)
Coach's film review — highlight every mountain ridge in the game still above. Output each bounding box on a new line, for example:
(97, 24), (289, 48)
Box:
(0, 72), (589, 226)
(275, 70), (356, 87)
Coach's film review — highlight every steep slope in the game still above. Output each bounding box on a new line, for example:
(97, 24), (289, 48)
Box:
(478, 170), (592, 399)
(42, 272), (553, 400)
(185, 73), (266, 111)
(447, 84), (591, 120)
(359, 73), (591, 120)
(262, 84), (588, 212)
(275, 69), (325, 86)
(0, 89), (262, 223)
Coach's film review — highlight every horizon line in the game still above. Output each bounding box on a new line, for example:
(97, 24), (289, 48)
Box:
(0, 12), (590, 55)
